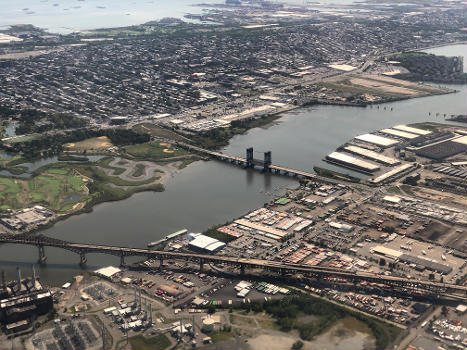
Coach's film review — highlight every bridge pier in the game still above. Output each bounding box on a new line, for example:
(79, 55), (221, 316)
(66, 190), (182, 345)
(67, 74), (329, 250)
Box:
(263, 151), (271, 172)
(159, 258), (164, 268)
(200, 259), (204, 272)
(79, 252), (87, 266)
(38, 245), (46, 265)
(240, 264), (245, 275)
(120, 254), (125, 267)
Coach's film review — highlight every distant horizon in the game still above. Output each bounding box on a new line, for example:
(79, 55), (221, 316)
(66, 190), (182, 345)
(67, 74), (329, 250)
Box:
(0, 0), (358, 34)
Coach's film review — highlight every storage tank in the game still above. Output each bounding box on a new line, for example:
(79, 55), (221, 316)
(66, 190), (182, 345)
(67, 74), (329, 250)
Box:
(202, 318), (215, 332)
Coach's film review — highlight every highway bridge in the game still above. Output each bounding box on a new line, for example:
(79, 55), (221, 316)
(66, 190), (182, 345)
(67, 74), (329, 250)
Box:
(0, 234), (466, 302)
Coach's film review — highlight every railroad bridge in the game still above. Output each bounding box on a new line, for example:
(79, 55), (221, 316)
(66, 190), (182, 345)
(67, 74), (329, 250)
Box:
(0, 234), (466, 302)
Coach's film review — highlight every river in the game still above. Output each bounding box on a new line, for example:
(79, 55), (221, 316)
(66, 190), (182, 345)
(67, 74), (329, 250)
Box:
(0, 43), (465, 286)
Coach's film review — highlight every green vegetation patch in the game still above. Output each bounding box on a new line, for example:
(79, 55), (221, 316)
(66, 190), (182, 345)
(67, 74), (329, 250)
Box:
(128, 334), (170, 350)
(313, 166), (360, 183)
(96, 157), (126, 175)
(133, 123), (191, 142)
(46, 168), (69, 175)
(190, 113), (283, 149)
(210, 330), (234, 343)
(203, 224), (236, 243)
(124, 141), (189, 160)
(132, 163), (146, 177)
(275, 197), (291, 205)
(230, 294), (401, 349)
(0, 178), (21, 197)
(0, 167), (87, 211)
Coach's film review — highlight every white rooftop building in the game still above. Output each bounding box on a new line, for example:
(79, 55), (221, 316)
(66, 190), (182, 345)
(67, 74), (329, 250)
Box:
(188, 234), (226, 253)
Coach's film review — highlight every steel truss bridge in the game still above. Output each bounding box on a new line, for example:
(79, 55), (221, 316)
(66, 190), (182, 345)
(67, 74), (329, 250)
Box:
(0, 234), (465, 302)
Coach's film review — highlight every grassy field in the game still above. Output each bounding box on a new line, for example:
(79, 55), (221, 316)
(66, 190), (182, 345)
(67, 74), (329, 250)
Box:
(2, 134), (40, 144)
(132, 163), (146, 177)
(133, 123), (191, 142)
(210, 330), (234, 343)
(0, 167), (87, 211)
(124, 141), (189, 160)
(128, 334), (170, 350)
(64, 136), (113, 153)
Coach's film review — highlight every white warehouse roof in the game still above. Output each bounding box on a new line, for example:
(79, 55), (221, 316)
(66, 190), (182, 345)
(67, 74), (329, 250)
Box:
(327, 152), (380, 171)
(355, 134), (399, 147)
(392, 125), (431, 135)
(343, 145), (400, 166)
(380, 128), (419, 139)
(188, 234), (226, 252)
(94, 266), (121, 278)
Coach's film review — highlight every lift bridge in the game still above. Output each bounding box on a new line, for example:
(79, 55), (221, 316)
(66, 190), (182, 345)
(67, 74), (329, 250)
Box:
(246, 147), (271, 172)
(0, 234), (466, 302)
(170, 140), (333, 182)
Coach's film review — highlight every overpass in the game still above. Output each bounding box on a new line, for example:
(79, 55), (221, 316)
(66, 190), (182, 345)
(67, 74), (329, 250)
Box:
(0, 234), (465, 302)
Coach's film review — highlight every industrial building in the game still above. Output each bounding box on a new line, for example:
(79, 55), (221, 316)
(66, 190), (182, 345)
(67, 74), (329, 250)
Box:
(188, 234), (226, 253)
(0, 268), (53, 333)
(369, 163), (417, 185)
(355, 134), (399, 148)
(326, 151), (380, 173)
(379, 128), (419, 140)
(370, 246), (452, 274)
(343, 145), (400, 166)
(392, 125), (431, 136)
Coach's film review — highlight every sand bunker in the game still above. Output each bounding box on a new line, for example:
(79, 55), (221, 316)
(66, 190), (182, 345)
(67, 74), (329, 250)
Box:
(163, 149), (174, 153)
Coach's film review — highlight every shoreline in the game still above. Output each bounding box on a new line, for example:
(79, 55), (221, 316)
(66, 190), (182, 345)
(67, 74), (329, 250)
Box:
(1, 81), (462, 237)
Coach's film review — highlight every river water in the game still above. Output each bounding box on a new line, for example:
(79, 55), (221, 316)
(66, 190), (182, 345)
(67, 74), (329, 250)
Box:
(0, 44), (465, 286)
(0, 0), (358, 34)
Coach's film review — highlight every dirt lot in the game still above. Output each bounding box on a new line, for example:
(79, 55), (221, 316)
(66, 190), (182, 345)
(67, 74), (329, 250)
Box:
(418, 222), (451, 241)
(349, 77), (419, 96)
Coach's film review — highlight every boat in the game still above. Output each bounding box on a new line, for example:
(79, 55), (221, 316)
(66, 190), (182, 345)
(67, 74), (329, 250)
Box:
(148, 229), (188, 247)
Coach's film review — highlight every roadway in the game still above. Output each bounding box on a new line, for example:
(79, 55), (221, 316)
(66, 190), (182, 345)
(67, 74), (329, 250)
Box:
(0, 234), (466, 301)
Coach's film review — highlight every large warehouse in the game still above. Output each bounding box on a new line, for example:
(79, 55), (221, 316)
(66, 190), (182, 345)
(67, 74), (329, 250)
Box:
(355, 134), (399, 148)
(188, 234), (226, 253)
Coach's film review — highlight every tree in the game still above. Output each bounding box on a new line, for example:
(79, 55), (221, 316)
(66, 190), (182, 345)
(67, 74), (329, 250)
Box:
(379, 258), (386, 266)
(441, 306), (448, 316)
(291, 340), (304, 350)
(207, 305), (216, 314)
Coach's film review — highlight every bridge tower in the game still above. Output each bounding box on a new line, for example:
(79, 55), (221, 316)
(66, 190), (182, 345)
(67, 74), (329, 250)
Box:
(246, 147), (253, 167)
(38, 245), (46, 265)
(263, 151), (271, 172)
